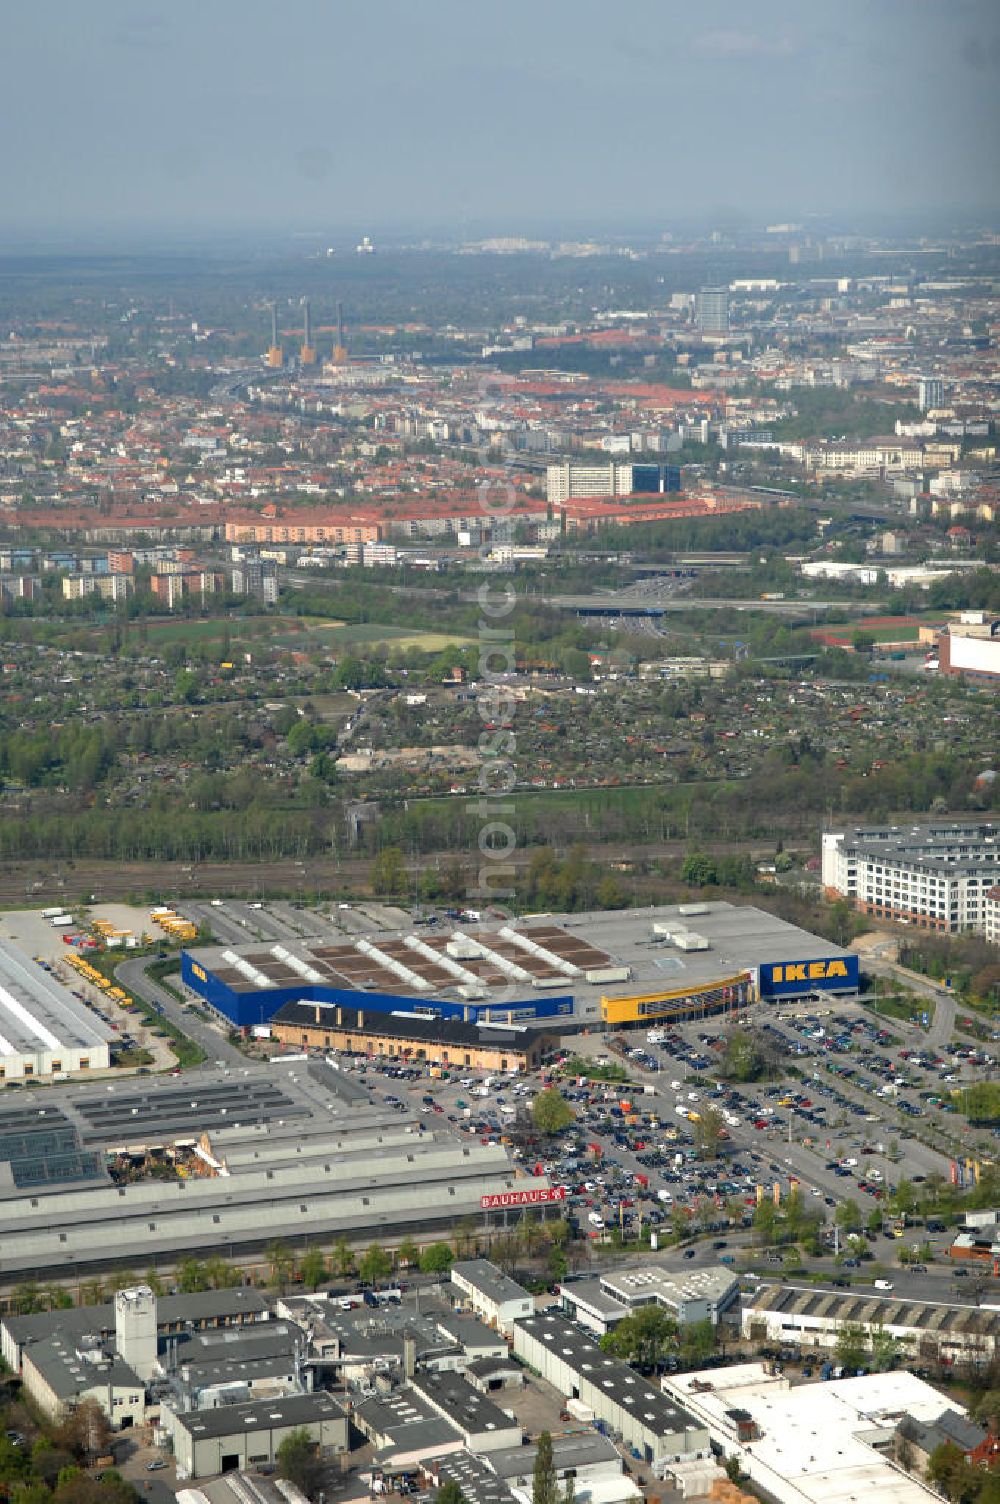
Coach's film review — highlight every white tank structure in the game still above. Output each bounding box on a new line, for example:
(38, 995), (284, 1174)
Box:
(115, 1284), (158, 1380)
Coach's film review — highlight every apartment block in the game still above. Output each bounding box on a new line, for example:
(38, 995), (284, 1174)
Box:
(822, 823), (1000, 934)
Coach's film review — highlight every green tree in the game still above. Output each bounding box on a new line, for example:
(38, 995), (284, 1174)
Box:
(678, 1318), (716, 1367)
(331, 1237), (355, 1279)
(835, 1323), (868, 1371)
(397, 1235), (420, 1269)
(359, 1245), (393, 1285)
(681, 852), (718, 887)
(869, 1322), (900, 1372)
(276, 1428), (322, 1498)
(420, 1242), (454, 1277)
(266, 1239), (293, 1292)
(926, 1440), (971, 1502)
(372, 846), (407, 895)
(721, 1027), (763, 1083)
(532, 1431), (558, 1504)
(435, 1483), (466, 1504)
(600, 1306), (677, 1370)
(177, 1258), (208, 1293)
(531, 1087), (575, 1136)
(836, 1199), (862, 1235)
(300, 1247), (327, 1291)
(693, 1106), (725, 1159)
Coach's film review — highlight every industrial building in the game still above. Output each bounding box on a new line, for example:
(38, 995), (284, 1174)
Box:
(558, 1265), (740, 1337)
(181, 902), (859, 1036)
(938, 613), (1000, 680)
(822, 820), (1000, 934)
(0, 937), (113, 1082)
(173, 1391), (348, 1480)
(268, 1001), (554, 1074)
(0, 1060), (556, 1280)
(511, 1313), (710, 1465)
(742, 1279), (1000, 1369)
(661, 1363), (959, 1504)
(451, 1261), (535, 1336)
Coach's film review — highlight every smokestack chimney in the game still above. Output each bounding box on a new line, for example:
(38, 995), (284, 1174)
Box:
(333, 300), (347, 364)
(266, 301), (283, 367)
(300, 298), (316, 365)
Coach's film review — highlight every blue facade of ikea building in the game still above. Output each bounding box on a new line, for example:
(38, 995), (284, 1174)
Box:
(758, 953), (860, 999)
(181, 951), (574, 1032)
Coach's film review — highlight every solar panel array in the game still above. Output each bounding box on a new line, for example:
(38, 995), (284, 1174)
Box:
(0, 1104), (105, 1190)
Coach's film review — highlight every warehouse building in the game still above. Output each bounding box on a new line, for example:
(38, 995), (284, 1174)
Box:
(938, 614), (1000, 681)
(822, 821), (1000, 934)
(172, 1391), (347, 1480)
(355, 1385), (467, 1468)
(742, 1280), (1000, 1369)
(662, 1363), (959, 1504)
(408, 1372), (522, 1452)
(451, 1261), (534, 1336)
(0, 938), (113, 1082)
(269, 1002), (553, 1073)
(485, 1433), (634, 1503)
(21, 1335), (146, 1428)
(512, 1313), (710, 1464)
(182, 903), (858, 1035)
(0, 1062), (555, 1280)
(558, 1265), (740, 1337)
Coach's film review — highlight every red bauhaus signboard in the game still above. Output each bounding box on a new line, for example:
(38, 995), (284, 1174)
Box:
(481, 1186), (567, 1210)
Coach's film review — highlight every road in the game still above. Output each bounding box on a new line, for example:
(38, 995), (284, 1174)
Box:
(115, 955), (243, 1068)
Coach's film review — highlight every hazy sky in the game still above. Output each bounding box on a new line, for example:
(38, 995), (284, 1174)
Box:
(4, 0), (999, 239)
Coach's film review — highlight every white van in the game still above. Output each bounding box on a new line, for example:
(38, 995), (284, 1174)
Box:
(874, 1279), (894, 1292)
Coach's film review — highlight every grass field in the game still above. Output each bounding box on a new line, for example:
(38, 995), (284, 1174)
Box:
(141, 615), (472, 654)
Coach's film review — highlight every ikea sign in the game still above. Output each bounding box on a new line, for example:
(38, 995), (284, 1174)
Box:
(759, 954), (859, 997)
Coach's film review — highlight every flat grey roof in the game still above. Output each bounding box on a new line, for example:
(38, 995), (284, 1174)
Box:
(0, 938), (114, 1057)
(452, 1260), (532, 1308)
(412, 1371), (516, 1434)
(176, 1390), (344, 1440)
(356, 1387), (461, 1452)
(188, 901), (854, 1009)
(24, 1335), (140, 1401)
(514, 1313), (703, 1441)
(3, 1287), (270, 1353)
(435, 1450), (515, 1504)
(487, 1432), (621, 1479)
(600, 1265), (739, 1309)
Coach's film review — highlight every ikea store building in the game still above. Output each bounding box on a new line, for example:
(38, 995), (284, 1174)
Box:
(181, 902), (859, 1037)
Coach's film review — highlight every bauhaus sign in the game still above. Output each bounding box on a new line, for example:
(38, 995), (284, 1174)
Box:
(759, 954), (859, 996)
(481, 1186), (567, 1210)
